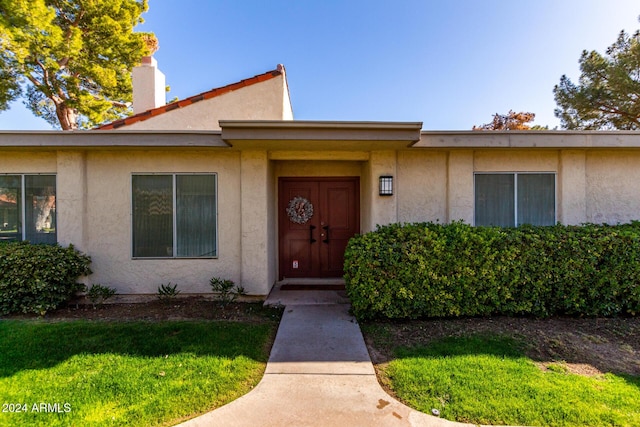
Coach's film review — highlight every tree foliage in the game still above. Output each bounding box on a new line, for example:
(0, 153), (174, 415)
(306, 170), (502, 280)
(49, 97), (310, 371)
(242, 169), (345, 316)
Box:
(0, 0), (152, 129)
(554, 26), (640, 130)
(473, 110), (536, 130)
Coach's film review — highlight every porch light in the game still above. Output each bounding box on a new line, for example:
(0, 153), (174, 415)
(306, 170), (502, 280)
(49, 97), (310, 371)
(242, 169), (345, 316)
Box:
(379, 176), (393, 196)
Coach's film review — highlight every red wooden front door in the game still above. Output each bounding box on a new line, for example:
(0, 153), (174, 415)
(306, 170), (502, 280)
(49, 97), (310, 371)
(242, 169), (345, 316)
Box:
(278, 177), (360, 279)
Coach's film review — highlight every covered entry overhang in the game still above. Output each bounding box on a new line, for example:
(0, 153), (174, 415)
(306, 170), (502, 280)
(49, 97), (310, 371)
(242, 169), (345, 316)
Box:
(220, 120), (423, 151)
(219, 120), (423, 292)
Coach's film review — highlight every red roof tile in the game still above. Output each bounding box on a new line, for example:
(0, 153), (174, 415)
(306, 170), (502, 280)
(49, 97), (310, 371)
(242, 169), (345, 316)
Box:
(96, 65), (285, 130)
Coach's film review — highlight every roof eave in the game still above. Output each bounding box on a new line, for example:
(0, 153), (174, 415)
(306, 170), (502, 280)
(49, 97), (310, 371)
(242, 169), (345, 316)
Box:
(0, 130), (228, 149)
(414, 130), (640, 149)
(220, 120), (423, 150)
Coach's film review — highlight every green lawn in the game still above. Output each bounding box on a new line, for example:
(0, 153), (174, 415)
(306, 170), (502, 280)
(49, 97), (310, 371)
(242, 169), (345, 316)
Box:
(376, 334), (640, 427)
(0, 320), (276, 426)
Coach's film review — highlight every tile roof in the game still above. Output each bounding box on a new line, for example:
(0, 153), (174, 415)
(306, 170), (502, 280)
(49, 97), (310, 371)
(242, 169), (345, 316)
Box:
(96, 65), (285, 130)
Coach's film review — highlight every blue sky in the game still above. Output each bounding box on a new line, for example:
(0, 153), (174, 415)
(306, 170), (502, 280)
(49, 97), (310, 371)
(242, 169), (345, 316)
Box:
(1, 0), (639, 130)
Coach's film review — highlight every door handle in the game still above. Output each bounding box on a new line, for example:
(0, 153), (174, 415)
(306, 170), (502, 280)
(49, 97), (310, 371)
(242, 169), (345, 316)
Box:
(309, 225), (317, 243)
(322, 225), (329, 243)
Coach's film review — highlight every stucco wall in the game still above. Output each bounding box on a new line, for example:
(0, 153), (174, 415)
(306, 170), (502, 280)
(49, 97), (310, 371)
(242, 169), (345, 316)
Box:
(558, 150), (586, 225)
(56, 151), (87, 250)
(397, 151), (447, 223)
(473, 150), (558, 172)
(240, 150), (272, 295)
(82, 150), (242, 294)
(274, 160), (363, 178)
(0, 151), (57, 172)
(361, 159), (373, 233)
(365, 151), (397, 230)
(125, 75), (291, 130)
(394, 148), (640, 227)
(267, 159), (277, 288)
(447, 150), (474, 224)
(585, 150), (640, 224)
(6, 143), (640, 297)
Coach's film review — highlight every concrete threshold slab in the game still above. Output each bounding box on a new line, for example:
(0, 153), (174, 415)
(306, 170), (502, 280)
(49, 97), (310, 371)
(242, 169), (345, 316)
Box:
(264, 282), (350, 306)
(277, 278), (346, 285)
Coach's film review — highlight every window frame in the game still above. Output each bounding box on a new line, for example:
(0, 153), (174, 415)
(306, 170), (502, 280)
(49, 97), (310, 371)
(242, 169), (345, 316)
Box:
(130, 173), (218, 259)
(473, 171), (557, 227)
(0, 173), (57, 243)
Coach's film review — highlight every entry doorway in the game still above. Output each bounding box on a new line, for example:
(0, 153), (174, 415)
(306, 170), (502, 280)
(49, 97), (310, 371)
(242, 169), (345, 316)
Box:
(278, 177), (360, 279)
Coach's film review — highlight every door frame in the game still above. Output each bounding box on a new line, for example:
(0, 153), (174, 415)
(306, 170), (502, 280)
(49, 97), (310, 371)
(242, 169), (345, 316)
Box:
(277, 176), (360, 280)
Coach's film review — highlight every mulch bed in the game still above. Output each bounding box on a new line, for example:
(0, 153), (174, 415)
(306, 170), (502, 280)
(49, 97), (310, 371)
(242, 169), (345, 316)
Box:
(1, 297), (283, 323)
(363, 315), (640, 377)
(4, 298), (638, 377)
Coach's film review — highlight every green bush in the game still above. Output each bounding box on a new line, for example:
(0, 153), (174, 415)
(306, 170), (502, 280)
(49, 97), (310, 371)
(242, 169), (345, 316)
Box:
(86, 283), (117, 308)
(344, 222), (640, 320)
(210, 277), (245, 306)
(157, 282), (181, 302)
(0, 242), (92, 315)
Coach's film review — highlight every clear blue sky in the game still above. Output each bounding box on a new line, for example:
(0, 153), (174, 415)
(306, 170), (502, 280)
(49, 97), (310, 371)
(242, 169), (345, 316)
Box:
(1, 0), (639, 130)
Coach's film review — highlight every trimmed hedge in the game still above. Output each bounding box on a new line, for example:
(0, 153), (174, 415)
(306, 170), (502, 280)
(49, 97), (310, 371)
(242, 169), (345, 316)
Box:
(344, 222), (640, 320)
(0, 241), (91, 315)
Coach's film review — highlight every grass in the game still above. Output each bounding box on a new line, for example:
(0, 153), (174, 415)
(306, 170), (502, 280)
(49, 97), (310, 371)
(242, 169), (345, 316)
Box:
(0, 319), (276, 427)
(374, 333), (640, 427)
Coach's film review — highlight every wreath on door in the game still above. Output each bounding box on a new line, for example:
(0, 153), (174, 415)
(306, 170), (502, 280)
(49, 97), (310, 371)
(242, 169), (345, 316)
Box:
(286, 196), (314, 224)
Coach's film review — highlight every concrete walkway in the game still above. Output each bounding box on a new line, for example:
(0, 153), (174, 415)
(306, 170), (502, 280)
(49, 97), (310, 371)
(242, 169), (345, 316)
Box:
(177, 287), (479, 427)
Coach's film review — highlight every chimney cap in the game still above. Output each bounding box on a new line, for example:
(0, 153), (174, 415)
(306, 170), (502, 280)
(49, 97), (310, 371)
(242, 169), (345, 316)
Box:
(140, 55), (157, 66)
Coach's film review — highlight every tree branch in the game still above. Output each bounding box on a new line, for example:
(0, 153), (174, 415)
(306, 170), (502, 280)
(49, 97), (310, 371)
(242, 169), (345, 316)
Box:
(594, 100), (640, 121)
(57, 3), (84, 69)
(30, 58), (50, 90)
(109, 100), (130, 108)
(25, 73), (43, 91)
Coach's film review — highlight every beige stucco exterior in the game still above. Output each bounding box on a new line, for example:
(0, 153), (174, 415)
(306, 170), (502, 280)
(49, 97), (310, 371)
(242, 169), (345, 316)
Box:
(2, 145), (242, 294)
(124, 73), (292, 131)
(3, 128), (640, 297)
(397, 151), (447, 223)
(585, 151), (640, 224)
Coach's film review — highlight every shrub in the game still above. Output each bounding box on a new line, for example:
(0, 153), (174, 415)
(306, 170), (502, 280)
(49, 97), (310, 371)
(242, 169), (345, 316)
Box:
(210, 277), (245, 306)
(344, 222), (640, 320)
(157, 282), (180, 302)
(0, 242), (91, 315)
(86, 284), (117, 308)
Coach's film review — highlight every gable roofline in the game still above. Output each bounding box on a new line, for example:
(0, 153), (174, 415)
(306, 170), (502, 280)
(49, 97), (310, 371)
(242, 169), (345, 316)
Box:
(96, 65), (287, 130)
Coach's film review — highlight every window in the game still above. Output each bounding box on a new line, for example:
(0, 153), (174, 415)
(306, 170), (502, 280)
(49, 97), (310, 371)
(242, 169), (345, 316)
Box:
(132, 174), (217, 258)
(475, 173), (555, 227)
(0, 175), (56, 244)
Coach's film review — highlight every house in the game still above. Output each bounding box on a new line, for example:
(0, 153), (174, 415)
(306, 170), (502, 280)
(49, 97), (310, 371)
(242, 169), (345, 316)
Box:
(2, 61), (640, 298)
(96, 59), (293, 130)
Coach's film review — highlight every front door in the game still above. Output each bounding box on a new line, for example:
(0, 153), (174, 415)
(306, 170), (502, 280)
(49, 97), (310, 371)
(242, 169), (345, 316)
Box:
(278, 177), (360, 279)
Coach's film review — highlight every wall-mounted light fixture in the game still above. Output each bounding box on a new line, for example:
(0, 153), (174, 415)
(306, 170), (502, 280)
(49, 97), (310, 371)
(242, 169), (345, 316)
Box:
(379, 175), (393, 196)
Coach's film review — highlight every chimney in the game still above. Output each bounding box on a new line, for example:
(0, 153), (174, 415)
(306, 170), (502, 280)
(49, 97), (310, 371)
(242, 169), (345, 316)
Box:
(132, 56), (166, 114)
